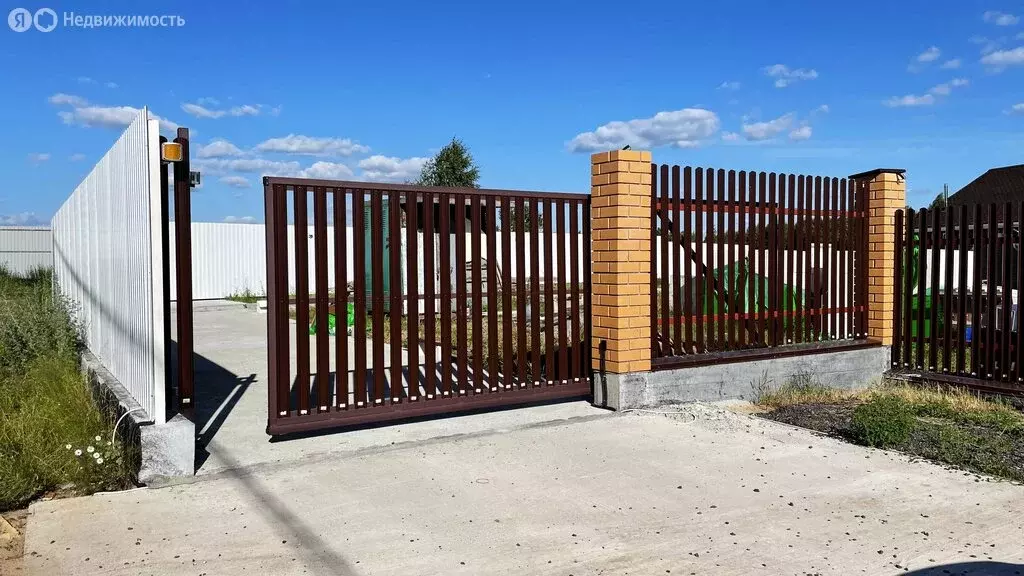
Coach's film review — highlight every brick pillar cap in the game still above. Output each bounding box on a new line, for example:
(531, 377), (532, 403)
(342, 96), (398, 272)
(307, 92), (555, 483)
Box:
(848, 168), (906, 180)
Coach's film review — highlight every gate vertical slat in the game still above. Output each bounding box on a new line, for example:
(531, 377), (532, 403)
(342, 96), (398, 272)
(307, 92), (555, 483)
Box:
(672, 166), (683, 355)
(569, 200), (581, 381)
(903, 209), (915, 367)
(313, 187), (330, 412)
(471, 198), (484, 392)
(371, 191), (386, 403)
(726, 169), (736, 348)
(971, 205), (983, 376)
(530, 199), (542, 385)
(943, 206), (954, 374)
(334, 190), (349, 409)
(501, 197), (514, 389)
(803, 177), (813, 342)
(916, 209), (928, 370)
(757, 172), (767, 346)
(407, 191), (420, 398)
(929, 207), (940, 371)
(716, 169), (726, 349)
(389, 192), (404, 399)
(737, 171), (747, 347)
(795, 175), (806, 343)
(265, 184), (287, 419)
(544, 199), (556, 383)
(695, 168), (705, 353)
(294, 186), (311, 415)
(773, 173), (784, 345)
(829, 178), (839, 341)
(486, 196), (500, 390)
(1000, 203), (1013, 380)
(660, 164), (670, 356)
(455, 196), (469, 392)
(515, 197), (528, 386)
(986, 205), (998, 379)
(423, 191), (437, 397)
(845, 180), (854, 338)
(749, 172), (760, 345)
(893, 210), (904, 368)
(821, 177), (831, 341)
(439, 192), (454, 396)
(683, 167), (694, 352)
(956, 205), (968, 375)
(556, 199), (568, 382)
(353, 190), (367, 406)
(787, 175), (797, 345)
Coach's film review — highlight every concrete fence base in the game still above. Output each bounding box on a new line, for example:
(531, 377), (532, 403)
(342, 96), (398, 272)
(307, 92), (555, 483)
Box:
(82, 351), (194, 484)
(593, 345), (890, 410)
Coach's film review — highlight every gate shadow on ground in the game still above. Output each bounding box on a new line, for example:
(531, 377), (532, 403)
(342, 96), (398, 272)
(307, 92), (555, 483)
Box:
(171, 340), (359, 575)
(902, 562), (1023, 575)
(171, 341), (257, 470)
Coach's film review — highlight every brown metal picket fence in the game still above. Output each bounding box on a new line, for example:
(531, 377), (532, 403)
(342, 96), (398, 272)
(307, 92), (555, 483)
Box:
(892, 204), (1024, 394)
(649, 164), (873, 368)
(263, 178), (591, 435)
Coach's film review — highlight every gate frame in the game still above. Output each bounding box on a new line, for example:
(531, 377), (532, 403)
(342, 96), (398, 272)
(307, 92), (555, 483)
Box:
(263, 177), (593, 436)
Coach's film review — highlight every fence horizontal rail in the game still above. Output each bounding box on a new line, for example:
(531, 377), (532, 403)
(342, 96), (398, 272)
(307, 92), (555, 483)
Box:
(650, 164), (869, 365)
(263, 177), (589, 202)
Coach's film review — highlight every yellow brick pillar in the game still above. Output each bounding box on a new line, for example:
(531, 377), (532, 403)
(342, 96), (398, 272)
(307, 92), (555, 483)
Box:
(850, 168), (906, 345)
(590, 150), (653, 397)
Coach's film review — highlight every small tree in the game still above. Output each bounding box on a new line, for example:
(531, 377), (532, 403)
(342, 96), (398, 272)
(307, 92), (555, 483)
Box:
(928, 191), (947, 211)
(417, 137), (480, 188)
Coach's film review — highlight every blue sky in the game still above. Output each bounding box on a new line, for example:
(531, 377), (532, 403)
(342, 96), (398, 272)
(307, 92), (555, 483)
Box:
(2, 0), (1024, 225)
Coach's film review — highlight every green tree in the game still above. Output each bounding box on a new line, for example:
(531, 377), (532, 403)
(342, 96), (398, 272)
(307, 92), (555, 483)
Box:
(928, 191), (947, 211)
(417, 137), (480, 188)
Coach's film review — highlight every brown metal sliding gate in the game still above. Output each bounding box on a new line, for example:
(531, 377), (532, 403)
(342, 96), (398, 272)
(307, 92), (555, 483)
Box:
(263, 178), (592, 435)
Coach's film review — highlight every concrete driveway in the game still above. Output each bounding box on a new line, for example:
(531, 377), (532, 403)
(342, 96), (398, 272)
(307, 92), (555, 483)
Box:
(23, 401), (1024, 575)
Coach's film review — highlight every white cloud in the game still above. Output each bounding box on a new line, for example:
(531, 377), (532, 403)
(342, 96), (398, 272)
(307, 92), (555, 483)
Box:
(984, 10), (1019, 26)
(721, 132), (740, 142)
(1008, 103), (1024, 114)
(223, 216), (256, 224)
(255, 134), (370, 157)
(0, 212), (46, 226)
(197, 97), (220, 106)
(741, 112), (795, 141)
(916, 46), (941, 63)
(970, 35), (1004, 55)
(567, 108), (720, 152)
(357, 155), (429, 182)
(788, 125), (812, 141)
(193, 157), (301, 176)
(69, 153), (86, 161)
(884, 94), (936, 107)
(930, 83), (952, 96)
(181, 102), (265, 119)
(763, 64), (819, 88)
(299, 161), (355, 180)
(981, 46), (1024, 68)
(77, 76), (95, 84)
(718, 81), (741, 90)
(181, 103), (225, 119)
(196, 139), (245, 158)
(812, 104), (830, 115)
(940, 58), (962, 69)
(229, 105), (260, 117)
(951, 77), (970, 87)
(48, 93), (88, 107)
(105, 82), (118, 89)
(219, 175), (251, 189)
(50, 93), (177, 131)
(27, 153), (50, 163)
(1019, 32), (1024, 40)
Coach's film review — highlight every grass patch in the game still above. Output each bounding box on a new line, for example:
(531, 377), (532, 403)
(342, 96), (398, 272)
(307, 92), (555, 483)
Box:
(758, 378), (1024, 482)
(0, 267), (134, 511)
(751, 370), (854, 409)
(225, 287), (263, 304)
